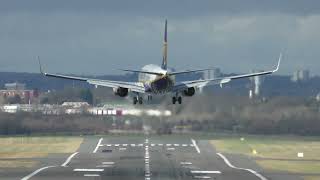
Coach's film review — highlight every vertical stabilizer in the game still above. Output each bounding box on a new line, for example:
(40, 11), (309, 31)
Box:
(162, 19), (168, 70)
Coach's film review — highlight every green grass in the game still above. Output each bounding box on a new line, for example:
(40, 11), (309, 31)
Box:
(211, 136), (320, 159)
(0, 136), (83, 168)
(211, 136), (320, 175)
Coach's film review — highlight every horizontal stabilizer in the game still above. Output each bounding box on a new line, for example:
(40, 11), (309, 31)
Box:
(168, 69), (212, 76)
(120, 69), (164, 76)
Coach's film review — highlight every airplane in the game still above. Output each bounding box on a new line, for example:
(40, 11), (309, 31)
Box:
(38, 20), (281, 105)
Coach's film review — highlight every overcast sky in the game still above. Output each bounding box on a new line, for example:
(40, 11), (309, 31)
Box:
(0, 0), (319, 75)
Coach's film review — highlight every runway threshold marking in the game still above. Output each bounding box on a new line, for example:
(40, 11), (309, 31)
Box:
(61, 152), (79, 167)
(21, 166), (56, 180)
(93, 138), (103, 153)
(191, 139), (201, 154)
(217, 153), (268, 180)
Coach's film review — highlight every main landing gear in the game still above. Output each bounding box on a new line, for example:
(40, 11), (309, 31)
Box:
(172, 96), (182, 104)
(133, 96), (143, 105)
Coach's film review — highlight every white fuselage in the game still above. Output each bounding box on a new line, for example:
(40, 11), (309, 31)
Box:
(138, 64), (175, 94)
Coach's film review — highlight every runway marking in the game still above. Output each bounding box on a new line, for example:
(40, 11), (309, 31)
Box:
(180, 162), (193, 165)
(217, 153), (268, 180)
(93, 138), (103, 153)
(96, 165), (113, 168)
(191, 139), (201, 154)
(182, 144), (188, 147)
(61, 152), (79, 167)
(102, 162), (115, 165)
(74, 169), (104, 172)
(193, 175), (211, 179)
(84, 174), (100, 177)
(166, 144), (172, 146)
(123, 144), (128, 146)
(191, 170), (221, 174)
(144, 139), (151, 179)
(21, 166), (56, 180)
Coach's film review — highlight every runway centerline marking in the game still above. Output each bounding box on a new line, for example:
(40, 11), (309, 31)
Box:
(21, 166), (56, 180)
(61, 152), (79, 167)
(93, 138), (103, 153)
(191, 139), (201, 154)
(144, 139), (151, 179)
(217, 153), (268, 180)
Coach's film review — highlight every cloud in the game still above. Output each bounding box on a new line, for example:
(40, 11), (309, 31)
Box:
(0, 1), (319, 75)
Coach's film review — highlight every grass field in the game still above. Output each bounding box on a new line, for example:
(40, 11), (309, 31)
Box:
(0, 136), (83, 168)
(211, 136), (320, 180)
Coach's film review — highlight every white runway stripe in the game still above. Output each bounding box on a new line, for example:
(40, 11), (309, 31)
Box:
(180, 162), (192, 165)
(193, 175), (211, 179)
(84, 174), (100, 177)
(191, 170), (221, 174)
(102, 162), (115, 165)
(96, 165), (113, 168)
(191, 139), (201, 154)
(61, 152), (78, 167)
(21, 166), (56, 180)
(93, 138), (103, 153)
(217, 153), (268, 180)
(74, 169), (104, 172)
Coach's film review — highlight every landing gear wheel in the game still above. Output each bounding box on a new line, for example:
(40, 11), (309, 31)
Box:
(172, 97), (177, 104)
(138, 97), (143, 104)
(133, 97), (138, 104)
(178, 96), (182, 104)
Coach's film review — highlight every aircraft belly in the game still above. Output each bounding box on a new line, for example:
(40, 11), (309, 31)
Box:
(150, 77), (173, 94)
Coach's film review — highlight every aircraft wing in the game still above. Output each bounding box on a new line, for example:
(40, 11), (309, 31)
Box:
(173, 54), (281, 92)
(38, 59), (145, 93)
(43, 72), (146, 93)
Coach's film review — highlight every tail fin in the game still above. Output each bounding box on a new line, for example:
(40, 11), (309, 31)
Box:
(161, 19), (168, 70)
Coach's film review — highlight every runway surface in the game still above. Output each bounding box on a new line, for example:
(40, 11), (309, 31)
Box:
(4, 136), (301, 180)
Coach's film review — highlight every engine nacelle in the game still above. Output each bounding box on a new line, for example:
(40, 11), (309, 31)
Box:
(113, 87), (129, 97)
(183, 87), (195, 96)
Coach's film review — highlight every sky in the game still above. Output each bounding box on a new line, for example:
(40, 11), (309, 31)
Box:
(0, 0), (319, 76)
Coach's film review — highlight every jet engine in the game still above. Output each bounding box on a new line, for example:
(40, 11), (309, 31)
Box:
(113, 87), (129, 97)
(183, 87), (195, 96)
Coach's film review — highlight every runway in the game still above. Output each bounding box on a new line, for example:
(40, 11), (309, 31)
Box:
(5, 136), (300, 180)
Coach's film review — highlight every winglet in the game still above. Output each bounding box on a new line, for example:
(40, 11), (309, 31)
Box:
(38, 56), (44, 74)
(273, 53), (282, 72)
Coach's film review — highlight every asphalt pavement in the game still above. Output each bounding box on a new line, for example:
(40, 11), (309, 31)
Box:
(4, 135), (302, 180)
